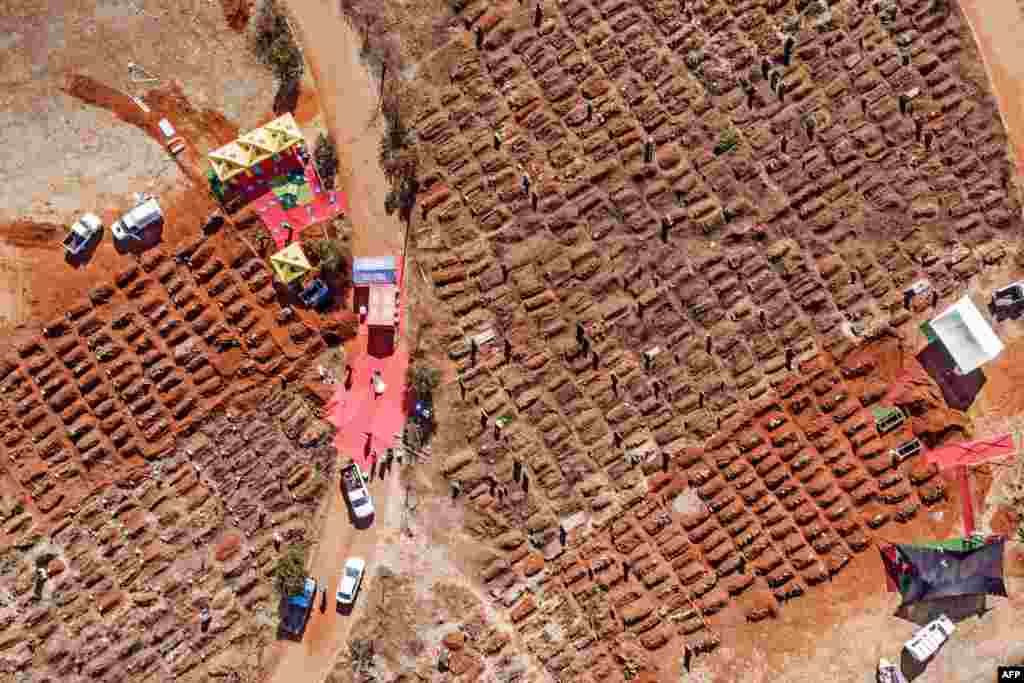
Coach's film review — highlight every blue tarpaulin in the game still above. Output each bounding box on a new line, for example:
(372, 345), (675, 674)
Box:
(353, 256), (397, 285)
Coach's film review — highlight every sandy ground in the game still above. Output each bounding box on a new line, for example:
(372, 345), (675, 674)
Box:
(289, 0), (406, 262)
(0, 0), (277, 226)
(958, 0), (1024, 175)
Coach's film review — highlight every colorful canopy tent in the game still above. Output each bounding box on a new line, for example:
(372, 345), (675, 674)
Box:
(269, 243), (313, 285)
(922, 296), (1003, 375)
(208, 113), (306, 183)
(353, 256), (398, 286)
(879, 536), (1008, 606)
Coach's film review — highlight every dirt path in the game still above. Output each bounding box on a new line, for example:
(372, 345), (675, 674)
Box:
(265, 1), (410, 681)
(288, 0), (405, 261)
(264, 468), (404, 683)
(958, 0), (1024, 174)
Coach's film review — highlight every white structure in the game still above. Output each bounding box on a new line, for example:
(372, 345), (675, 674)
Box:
(929, 296), (1004, 375)
(904, 614), (955, 663)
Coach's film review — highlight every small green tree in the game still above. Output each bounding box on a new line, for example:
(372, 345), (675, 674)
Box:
(252, 0), (304, 83)
(313, 238), (343, 273)
(314, 133), (338, 190)
(407, 364), (441, 400)
(274, 544), (307, 596)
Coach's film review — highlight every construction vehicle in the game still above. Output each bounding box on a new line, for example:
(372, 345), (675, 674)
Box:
(112, 197), (162, 242)
(281, 576), (317, 637)
(341, 461), (374, 520)
(62, 213), (103, 256)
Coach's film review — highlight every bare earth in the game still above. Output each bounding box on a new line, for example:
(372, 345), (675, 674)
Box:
(3, 0), (1024, 682)
(0, 0), (276, 227)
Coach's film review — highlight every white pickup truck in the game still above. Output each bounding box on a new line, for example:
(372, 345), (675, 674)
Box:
(905, 615), (955, 662)
(341, 461), (374, 520)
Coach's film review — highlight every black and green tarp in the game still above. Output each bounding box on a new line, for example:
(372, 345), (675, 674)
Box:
(879, 536), (1007, 606)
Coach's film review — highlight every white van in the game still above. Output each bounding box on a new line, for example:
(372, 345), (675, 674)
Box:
(112, 198), (162, 241)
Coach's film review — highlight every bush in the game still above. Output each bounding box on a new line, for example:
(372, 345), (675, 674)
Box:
(314, 133), (338, 190)
(337, 310), (359, 339)
(312, 238), (344, 273)
(714, 129), (739, 156)
(407, 364), (441, 401)
(252, 0), (304, 82)
(274, 544), (307, 596)
(380, 100), (412, 168)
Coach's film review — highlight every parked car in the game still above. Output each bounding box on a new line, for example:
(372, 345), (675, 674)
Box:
(341, 461), (374, 520)
(300, 278), (330, 309)
(336, 558), (366, 607)
(992, 282), (1024, 318)
(904, 614), (955, 662)
(281, 576), (317, 637)
(62, 213), (103, 256)
(112, 198), (162, 242)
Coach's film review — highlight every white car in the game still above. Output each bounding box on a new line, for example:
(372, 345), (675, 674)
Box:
(336, 558), (366, 606)
(905, 614), (954, 662)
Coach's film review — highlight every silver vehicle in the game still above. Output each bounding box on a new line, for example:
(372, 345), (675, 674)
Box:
(905, 614), (955, 662)
(62, 213), (103, 256)
(112, 198), (162, 242)
(336, 558), (366, 606)
(341, 461), (375, 520)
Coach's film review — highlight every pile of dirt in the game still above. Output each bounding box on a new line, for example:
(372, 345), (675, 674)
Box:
(0, 220), (64, 248)
(845, 337), (972, 447)
(62, 73), (151, 131)
(219, 0), (253, 32)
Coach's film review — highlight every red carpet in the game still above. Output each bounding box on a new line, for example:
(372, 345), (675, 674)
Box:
(325, 259), (408, 470)
(326, 344), (410, 470)
(253, 160), (348, 248)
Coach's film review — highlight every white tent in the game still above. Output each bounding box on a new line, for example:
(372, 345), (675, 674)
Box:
(929, 296), (1003, 375)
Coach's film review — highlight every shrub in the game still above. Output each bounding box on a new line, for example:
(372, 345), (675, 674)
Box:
(274, 544), (307, 596)
(313, 238), (344, 273)
(314, 133), (338, 190)
(714, 129), (739, 156)
(407, 363), (441, 400)
(336, 310), (359, 340)
(379, 99), (412, 168)
(252, 0), (304, 83)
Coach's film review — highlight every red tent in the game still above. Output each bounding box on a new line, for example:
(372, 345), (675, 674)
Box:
(924, 433), (1016, 537)
(925, 434), (1015, 470)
